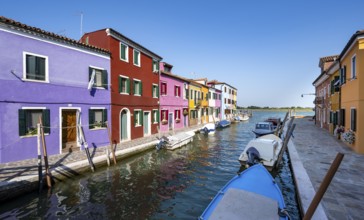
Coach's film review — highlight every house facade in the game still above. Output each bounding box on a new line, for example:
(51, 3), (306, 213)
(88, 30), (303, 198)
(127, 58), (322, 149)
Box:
(188, 82), (202, 126)
(192, 79), (210, 124)
(327, 60), (340, 134)
(208, 80), (237, 120)
(0, 16), (111, 163)
(81, 28), (162, 142)
(313, 55), (339, 130)
(208, 87), (222, 122)
(337, 31), (364, 153)
(159, 62), (189, 132)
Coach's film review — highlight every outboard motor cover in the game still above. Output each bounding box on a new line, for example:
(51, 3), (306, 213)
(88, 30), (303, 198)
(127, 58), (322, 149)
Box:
(246, 147), (261, 166)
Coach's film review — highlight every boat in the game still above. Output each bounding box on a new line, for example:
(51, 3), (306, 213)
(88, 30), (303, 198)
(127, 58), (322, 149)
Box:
(265, 117), (281, 130)
(199, 164), (289, 220)
(231, 116), (240, 123)
(156, 132), (195, 150)
(216, 120), (231, 128)
(238, 134), (283, 171)
(252, 121), (275, 137)
(200, 123), (216, 134)
(240, 114), (249, 121)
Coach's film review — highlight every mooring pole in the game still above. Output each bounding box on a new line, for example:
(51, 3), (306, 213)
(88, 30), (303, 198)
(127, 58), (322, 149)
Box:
(37, 122), (43, 192)
(39, 117), (52, 188)
(303, 153), (344, 220)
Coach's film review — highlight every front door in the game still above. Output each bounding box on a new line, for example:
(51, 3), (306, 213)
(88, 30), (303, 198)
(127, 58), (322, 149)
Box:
(62, 109), (78, 153)
(168, 113), (173, 130)
(121, 110), (128, 141)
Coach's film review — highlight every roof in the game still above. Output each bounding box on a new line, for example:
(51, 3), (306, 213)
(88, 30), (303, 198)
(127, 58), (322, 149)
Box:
(161, 70), (190, 83)
(105, 28), (162, 60)
(207, 80), (237, 90)
(339, 30), (364, 59)
(0, 16), (110, 56)
(318, 55), (339, 67)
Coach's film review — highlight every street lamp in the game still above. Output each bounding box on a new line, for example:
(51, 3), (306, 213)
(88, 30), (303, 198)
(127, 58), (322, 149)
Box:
(301, 93), (315, 98)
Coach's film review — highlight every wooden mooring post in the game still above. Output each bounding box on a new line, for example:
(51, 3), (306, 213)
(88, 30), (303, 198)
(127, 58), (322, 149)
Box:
(303, 153), (344, 220)
(37, 123), (43, 192)
(275, 123), (296, 169)
(39, 117), (52, 188)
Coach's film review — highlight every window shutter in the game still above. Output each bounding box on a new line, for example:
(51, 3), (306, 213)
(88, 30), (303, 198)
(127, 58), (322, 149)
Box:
(140, 81), (143, 95)
(351, 109), (356, 131)
(134, 110), (137, 126)
(43, 109), (50, 134)
(126, 78), (130, 94)
(120, 44), (126, 59)
(102, 70), (108, 89)
(340, 109), (345, 126)
(119, 77), (122, 93)
(157, 110), (160, 123)
(102, 109), (107, 127)
(89, 109), (95, 129)
(133, 81), (136, 95)
(157, 86), (159, 98)
(343, 66), (347, 84)
(140, 111), (143, 126)
(18, 109), (26, 136)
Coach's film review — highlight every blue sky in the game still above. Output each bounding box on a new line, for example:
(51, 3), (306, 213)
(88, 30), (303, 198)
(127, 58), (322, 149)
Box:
(2, 0), (364, 108)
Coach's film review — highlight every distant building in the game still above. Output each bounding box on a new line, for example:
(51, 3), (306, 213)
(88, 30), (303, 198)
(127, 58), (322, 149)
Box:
(159, 62), (189, 132)
(192, 78), (210, 124)
(81, 28), (162, 142)
(188, 82), (202, 126)
(208, 80), (237, 120)
(0, 16), (111, 163)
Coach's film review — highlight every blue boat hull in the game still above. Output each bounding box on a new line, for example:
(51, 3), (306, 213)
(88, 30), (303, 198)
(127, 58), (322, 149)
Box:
(199, 164), (288, 219)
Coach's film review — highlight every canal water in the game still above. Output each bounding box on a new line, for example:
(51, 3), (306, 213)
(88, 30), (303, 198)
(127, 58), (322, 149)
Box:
(0, 111), (313, 219)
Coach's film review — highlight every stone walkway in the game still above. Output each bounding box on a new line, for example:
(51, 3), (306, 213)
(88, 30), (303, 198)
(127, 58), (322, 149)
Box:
(291, 117), (364, 220)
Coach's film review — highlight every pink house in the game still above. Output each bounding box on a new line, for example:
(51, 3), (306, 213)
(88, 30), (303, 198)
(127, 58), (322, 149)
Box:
(160, 63), (189, 132)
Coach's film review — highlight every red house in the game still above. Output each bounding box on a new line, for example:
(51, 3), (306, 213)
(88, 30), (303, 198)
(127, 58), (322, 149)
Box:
(81, 28), (162, 142)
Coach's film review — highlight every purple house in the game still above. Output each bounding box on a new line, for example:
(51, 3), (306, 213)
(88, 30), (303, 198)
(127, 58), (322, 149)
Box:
(0, 16), (111, 163)
(208, 87), (222, 122)
(159, 63), (189, 132)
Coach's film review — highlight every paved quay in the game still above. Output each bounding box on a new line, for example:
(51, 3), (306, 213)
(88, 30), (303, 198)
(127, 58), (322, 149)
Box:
(290, 116), (364, 220)
(0, 125), (202, 203)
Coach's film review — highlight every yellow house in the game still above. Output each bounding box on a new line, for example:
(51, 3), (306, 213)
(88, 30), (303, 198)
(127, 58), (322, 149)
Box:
(188, 82), (202, 126)
(338, 30), (364, 153)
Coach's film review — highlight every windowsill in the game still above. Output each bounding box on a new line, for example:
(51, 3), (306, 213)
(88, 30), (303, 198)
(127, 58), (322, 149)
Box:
(153, 96), (158, 98)
(93, 87), (106, 90)
(120, 92), (130, 95)
(90, 127), (107, 130)
(153, 122), (158, 124)
(120, 58), (129, 63)
(133, 63), (141, 67)
(134, 94), (141, 96)
(135, 124), (142, 127)
(22, 79), (49, 83)
(21, 133), (49, 138)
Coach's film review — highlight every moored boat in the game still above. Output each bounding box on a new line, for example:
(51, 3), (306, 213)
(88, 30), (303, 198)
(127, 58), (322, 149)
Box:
(238, 134), (283, 171)
(216, 119), (231, 128)
(199, 164), (289, 220)
(200, 123), (216, 134)
(252, 121), (275, 137)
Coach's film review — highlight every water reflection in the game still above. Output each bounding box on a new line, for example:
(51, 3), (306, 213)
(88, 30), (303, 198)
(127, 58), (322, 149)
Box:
(0, 111), (306, 219)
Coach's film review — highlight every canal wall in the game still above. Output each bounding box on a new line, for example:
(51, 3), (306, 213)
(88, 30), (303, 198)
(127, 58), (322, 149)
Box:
(0, 126), (202, 203)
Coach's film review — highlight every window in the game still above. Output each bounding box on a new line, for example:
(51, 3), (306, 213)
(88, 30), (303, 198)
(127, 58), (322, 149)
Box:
(152, 84), (159, 98)
(89, 67), (108, 89)
(224, 87), (227, 93)
(175, 86), (181, 97)
(89, 108), (107, 129)
(339, 109), (345, 126)
(134, 110), (143, 126)
(340, 66), (346, 85)
(133, 79), (142, 96)
(190, 90), (193, 99)
(120, 42), (129, 62)
(19, 108), (50, 136)
(133, 49), (140, 66)
(119, 76), (130, 94)
(175, 110), (181, 122)
(161, 110), (168, 123)
(153, 60), (159, 72)
(351, 108), (356, 131)
(152, 109), (159, 123)
(185, 88), (189, 99)
(24, 52), (48, 82)
(351, 55), (356, 79)
(161, 82), (167, 95)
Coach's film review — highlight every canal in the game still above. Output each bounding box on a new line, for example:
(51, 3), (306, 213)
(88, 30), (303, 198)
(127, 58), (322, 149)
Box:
(0, 111), (311, 219)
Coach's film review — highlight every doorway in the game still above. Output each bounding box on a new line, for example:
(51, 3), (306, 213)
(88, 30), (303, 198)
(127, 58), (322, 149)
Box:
(143, 111), (151, 136)
(120, 108), (130, 142)
(61, 109), (79, 153)
(168, 113), (173, 130)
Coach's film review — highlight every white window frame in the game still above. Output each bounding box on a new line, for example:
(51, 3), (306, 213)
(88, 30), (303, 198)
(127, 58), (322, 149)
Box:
(351, 54), (356, 79)
(152, 109), (158, 124)
(152, 83), (158, 98)
(23, 51), (49, 83)
(133, 49), (141, 67)
(134, 109), (142, 127)
(133, 78), (142, 96)
(89, 66), (106, 89)
(119, 75), (129, 95)
(175, 85), (181, 97)
(20, 107), (47, 137)
(153, 59), (159, 72)
(120, 42), (129, 62)
(90, 107), (107, 130)
(161, 82), (167, 96)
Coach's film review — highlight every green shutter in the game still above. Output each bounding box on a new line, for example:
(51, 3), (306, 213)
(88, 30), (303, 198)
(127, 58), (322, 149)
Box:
(18, 109), (26, 136)
(126, 78), (130, 94)
(43, 109), (50, 134)
(119, 76), (122, 93)
(89, 109), (95, 129)
(102, 109), (107, 127)
(120, 44), (126, 60)
(102, 70), (108, 89)
(140, 81), (143, 95)
(140, 111), (143, 126)
(133, 81), (136, 95)
(157, 110), (160, 123)
(134, 110), (137, 126)
(157, 85), (159, 98)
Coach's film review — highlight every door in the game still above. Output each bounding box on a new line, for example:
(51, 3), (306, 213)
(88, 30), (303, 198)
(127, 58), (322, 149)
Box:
(168, 113), (173, 130)
(120, 110), (128, 141)
(184, 115), (187, 127)
(143, 112), (150, 136)
(62, 109), (78, 152)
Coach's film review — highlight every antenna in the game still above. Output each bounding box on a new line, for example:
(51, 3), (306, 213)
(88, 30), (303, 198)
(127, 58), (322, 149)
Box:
(80, 12), (83, 38)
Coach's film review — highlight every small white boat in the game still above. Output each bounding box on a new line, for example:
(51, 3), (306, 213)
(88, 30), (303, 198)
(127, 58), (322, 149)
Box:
(240, 114), (249, 121)
(252, 122), (275, 137)
(200, 123), (216, 135)
(158, 132), (194, 150)
(238, 134), (283, 171)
